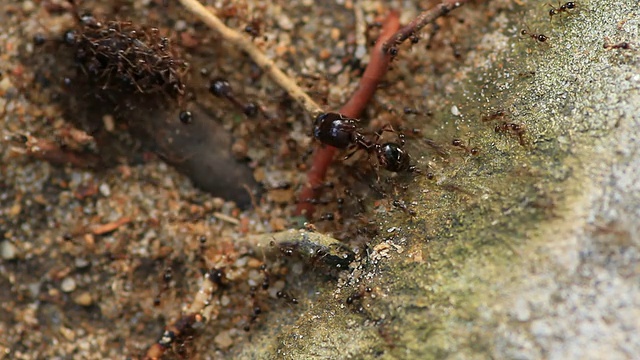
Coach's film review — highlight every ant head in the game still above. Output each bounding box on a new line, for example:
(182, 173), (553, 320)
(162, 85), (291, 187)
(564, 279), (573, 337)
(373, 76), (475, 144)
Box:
(377, 142), (411, 172)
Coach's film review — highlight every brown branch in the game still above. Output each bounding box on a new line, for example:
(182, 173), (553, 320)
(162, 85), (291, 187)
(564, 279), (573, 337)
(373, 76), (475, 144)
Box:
(383, 0), (470, 55)
(295, 11), (401, 218)
(24, 136), (100, 168)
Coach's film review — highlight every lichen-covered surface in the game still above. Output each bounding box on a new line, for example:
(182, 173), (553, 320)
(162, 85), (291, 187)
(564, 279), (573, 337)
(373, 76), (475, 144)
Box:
(1, 0), (639, 359)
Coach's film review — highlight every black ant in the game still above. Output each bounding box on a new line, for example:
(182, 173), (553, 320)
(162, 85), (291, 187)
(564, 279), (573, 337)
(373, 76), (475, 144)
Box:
(312, 112), (417, 173)
(313, 112), (367, 149)
(392, 199), (416, 216)
(373, 134), (416, 173)
(209, 78), (260, 117)
(547, 2), (576, 21)
(313, 113), (416, 172)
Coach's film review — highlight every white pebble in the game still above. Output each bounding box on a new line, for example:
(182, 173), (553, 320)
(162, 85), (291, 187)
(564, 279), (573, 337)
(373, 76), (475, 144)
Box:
(1, 241), (17, 260)
(61, 277), (77, 293)
(22, 1), (35, 12)
(174, 20), (187, 32)
(99, 183), (111, 197)
(451, 105), (461, 116)
(278, 15), (294, 31)
(75, 258), (90, 269)
(355, 45), (367, 59)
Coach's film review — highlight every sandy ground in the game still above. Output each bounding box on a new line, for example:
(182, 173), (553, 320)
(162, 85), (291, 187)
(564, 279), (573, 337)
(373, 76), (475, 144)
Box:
(2, 0), (639, 359)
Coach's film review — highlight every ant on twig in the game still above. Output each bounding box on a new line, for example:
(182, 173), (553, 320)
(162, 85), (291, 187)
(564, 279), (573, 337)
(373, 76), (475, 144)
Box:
(312, 112), (417, 173)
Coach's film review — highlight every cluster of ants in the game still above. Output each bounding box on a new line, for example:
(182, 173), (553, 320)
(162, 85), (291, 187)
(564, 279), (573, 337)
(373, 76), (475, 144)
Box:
(520, 1), (578, 44)
(520, 1), (633, 50)
(62, 12), (188, 100)
(34, 3), (194, 130)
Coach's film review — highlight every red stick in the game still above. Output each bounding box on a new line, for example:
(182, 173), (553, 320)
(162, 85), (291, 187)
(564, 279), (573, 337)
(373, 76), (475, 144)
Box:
(295, 11), (401, 218)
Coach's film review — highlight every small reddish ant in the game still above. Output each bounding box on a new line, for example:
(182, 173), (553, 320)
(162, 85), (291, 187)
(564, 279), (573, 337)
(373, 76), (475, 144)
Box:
(547, 2), (577, 21)
(481, 110), (527, 146)
(244, 18), (263, 39)
(451, 138), (480, 156)
(481, 110), (507, 123)
(495, 122), (527, 146)
(603, 38), (632, 50)
(520, 28), (548, 44)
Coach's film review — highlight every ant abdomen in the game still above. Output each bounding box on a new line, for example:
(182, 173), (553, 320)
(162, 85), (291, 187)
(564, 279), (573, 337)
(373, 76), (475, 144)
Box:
(313, 112), (359, 149)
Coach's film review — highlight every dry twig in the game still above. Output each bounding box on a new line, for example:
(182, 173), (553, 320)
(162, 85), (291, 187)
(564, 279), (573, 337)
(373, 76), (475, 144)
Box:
(144, 270), (220, 360)
(383, 0), (471, 55)
(177, 0), (323, 116)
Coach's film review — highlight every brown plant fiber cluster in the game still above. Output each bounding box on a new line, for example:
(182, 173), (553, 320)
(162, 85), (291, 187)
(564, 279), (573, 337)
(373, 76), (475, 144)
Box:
(69, 16), (188, 99)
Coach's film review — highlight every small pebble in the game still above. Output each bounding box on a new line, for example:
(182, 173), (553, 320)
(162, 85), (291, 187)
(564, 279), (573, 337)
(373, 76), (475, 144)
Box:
(99, 183), (111, 197)
(59, 327), (76, 341)
(174, 20), (187, 32)
(61, 277), (77, 293)
(75, 258), (91, 269)
(22, 1), (35, 13)
(451, 105), (461, 116)
(73, 292), (93, 306)
(214, 331), (234, 350)
(0, 77), (14, 95)
(277, 15), (294, 31)
(1, 241), (17, 260)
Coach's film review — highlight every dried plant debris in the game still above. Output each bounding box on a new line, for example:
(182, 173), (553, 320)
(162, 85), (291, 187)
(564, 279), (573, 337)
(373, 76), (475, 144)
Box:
(31, 4), (258, 206)
(66, 16), (188, 101)
(59, 12), (189, 121)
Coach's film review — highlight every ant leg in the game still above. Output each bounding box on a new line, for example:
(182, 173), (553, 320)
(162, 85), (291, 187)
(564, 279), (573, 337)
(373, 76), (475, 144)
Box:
(374, 123), (396, 141)
(343, 146), (361, 160)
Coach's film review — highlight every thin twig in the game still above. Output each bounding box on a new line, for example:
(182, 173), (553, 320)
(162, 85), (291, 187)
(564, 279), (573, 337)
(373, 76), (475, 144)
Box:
(383, 0), (470, 55)
(295, 11), (401, 218)
(144, 270), (220, 360)
(177, 0), (323, 116)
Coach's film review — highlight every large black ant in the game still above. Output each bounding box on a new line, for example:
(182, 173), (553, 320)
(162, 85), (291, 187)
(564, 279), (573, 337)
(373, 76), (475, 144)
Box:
(312, 112), (416, 173)
(547, 2), (576, 21)
(312, 112), (367, 149)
